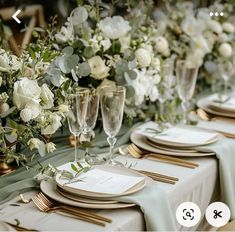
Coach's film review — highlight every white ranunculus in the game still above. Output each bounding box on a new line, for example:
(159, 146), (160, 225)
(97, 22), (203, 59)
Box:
(181, 15), (201, 36)
(55, 21), (73, 44)
(135, 48), (152, 68)
(218, 33), (229, 43)
(218, 43), (233, 58)
(41, 114), (62, 135)
(20, 108), (33, 122)
(27, 138), (42, 150)
(207, 20), (222, 34)
(154, 36), (169, 54)
(222, 22), (235, 33)
(88, 56), (110, 80)
(99, 16), (131, 40)
(25, 101), (41, 119)
(46, 142), (56, 153)
(0, 50), (21, 72)
(41, 84), (54, 109)
(100, 39), (112, 51)
(70, 7), (88, 26)
(13, 77), (41, 110)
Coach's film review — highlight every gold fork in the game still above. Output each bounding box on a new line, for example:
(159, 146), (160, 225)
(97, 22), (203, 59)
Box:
(32, 192), (111, 226)
(128, 144), (199, 168)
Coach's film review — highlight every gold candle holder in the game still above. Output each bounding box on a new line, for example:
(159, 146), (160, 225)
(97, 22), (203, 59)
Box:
(0, 152), (14, 175)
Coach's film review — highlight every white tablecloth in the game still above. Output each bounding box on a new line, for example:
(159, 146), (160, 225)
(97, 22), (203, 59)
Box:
(0, 155), (219, 231)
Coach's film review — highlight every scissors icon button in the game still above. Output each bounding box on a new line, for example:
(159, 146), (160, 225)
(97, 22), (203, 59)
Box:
(213, 210), (222, 219)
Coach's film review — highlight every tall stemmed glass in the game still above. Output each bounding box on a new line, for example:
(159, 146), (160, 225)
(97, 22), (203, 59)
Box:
(176, 60), (199, 124)
(101, 86), (126, 166)
(82, 89), (100, 163)
(67, 89), (89, 162)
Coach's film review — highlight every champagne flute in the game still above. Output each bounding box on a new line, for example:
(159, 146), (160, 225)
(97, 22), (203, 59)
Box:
(67, 89), (89, 162)
(82, 89), (100, 164)
(176, 60), (199, 124)
(101, 86), (126, 166)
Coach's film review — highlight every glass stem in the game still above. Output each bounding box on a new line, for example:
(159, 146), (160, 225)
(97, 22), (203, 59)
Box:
(107, 136), (117, 165)
(182, 100), (188, 124)
(74, 134), (77, 162)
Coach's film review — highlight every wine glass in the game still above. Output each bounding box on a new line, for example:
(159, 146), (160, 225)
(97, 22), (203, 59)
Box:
(176, 60), (199, 124)
(67, 89), (89, 162)
(101, 86), (126, 166)
(82, 89), (100, 164)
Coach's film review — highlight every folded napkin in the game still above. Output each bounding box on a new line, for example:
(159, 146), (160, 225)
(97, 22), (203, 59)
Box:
(202, 138), (235, 219)
(114, 182), (176, 231)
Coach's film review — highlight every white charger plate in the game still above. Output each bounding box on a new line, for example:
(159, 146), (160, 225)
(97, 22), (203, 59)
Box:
(197, 96), (235, 118)
(57, 187), (118, 204)
(131, 132), (215, 157)
(40, 180), (136, 209)
(56, 165), (146, 199)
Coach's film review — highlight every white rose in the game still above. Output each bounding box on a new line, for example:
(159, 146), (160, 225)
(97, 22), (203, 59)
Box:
(41, 84), (54, 109)
(41, 113), (62, 135)
(0, 50), (21, 72)
(88, 56), (110, 80)
(46, 142), (56, 153)
(20, 108), (33, 122)
(55, 21), (73, 44)
(154, 36), (169, 54)
(25, 101), (41, 119)
(207, 20), (222, 34)
(13, 77), (41, 110)
(70, 7), (88, 26)
(100, 39), (111, 51)
(27, 138), (42, 150)
(186, 49), (204, 67)
(99, 16), (131, 40)
(135, 48), (152, 68)
(190, 35), (211, 54)
(222, 22), (234, 33)
(218, 43), (233, 58)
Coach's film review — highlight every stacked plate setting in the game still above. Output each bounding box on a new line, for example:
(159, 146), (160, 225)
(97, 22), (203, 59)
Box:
(197, 94), (235, 118)
(131, 122), (221, 157)
(40, 165), (148, 209)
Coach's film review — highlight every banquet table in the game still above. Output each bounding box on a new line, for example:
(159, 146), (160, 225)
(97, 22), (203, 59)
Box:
(0, 152), (219, 231)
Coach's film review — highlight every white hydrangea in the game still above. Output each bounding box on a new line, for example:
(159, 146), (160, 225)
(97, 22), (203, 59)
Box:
(46, 142), (56, 153)
(135, 48), (152, 68)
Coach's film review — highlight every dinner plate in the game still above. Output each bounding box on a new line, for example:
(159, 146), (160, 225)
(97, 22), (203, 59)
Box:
(40, 180), (136, 209)
(56, 165), (146, 199)
(130, 132), (215, 157)
(197, 96), (235, 118)
(147, 126), (219, 148)
(57, 186), (118, 204)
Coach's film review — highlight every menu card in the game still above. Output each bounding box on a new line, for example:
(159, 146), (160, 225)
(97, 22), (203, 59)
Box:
(56, 164), (145, 195)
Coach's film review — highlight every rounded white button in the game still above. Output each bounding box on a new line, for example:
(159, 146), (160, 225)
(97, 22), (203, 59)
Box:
(176, 202), (201, 227)
(206, 202), (230, 227)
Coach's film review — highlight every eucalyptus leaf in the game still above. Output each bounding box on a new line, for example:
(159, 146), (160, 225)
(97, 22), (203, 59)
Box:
(59, 55), (79, 74)
(77, 62), (91, 77)
(47, 74), (61, 87)
(62, 46), (74, 56)
(125, 70), (137, 80)
(125, 85), (135, 98)
(83, 46), (94, 58)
